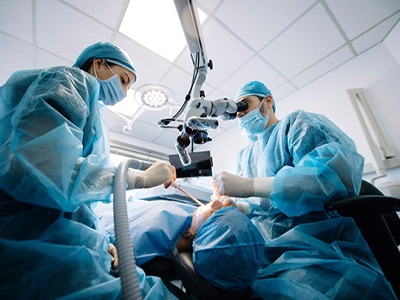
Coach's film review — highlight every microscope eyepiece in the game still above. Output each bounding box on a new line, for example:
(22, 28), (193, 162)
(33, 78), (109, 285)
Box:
(236, 101), (248, 112)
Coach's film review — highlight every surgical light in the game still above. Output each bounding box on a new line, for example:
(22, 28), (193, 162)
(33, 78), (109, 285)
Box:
(123, 83), (175, 134)
(136, 83), (174, 110)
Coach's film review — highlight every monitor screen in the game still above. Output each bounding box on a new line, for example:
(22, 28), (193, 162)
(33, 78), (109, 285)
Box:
(169, 151), (213, 178)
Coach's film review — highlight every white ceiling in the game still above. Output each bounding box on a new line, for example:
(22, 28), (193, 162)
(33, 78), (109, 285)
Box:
(1, 0), (400, 154)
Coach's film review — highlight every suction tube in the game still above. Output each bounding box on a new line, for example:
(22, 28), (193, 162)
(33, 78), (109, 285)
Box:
(113, 159), (152, 300)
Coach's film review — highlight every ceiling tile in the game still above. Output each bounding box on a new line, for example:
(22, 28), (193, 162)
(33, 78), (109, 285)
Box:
(103, 107), (128, 133)
(63, 0), (126, 28)
(218, 55), (286, 98)
(151, 129), (179, 150)
(159, 65), (194, 106)
(291, 45), (354, 87)
(352, 11), (400, 54)
(0, 0), (33, 43)
(36, 48), (71, 69)
(36, 0), (113, 61)
(271, 81), (297, 101)
(200, 19), (254, 87)
(114, 33), (173, 85)
(174, 48), (197, 74)
(203, 87), (231, 100)
(215, 0), (315, 51)
(384, 20), (400, 66)
(173, 51), (218, 94)
(197, 0), (224, 13)
(139, 106), (176, 128)
(126, 119), (163, 141)
(260, 3), (346, 78)
(0, 34), (36, 74)
(326, 0), (400, 39)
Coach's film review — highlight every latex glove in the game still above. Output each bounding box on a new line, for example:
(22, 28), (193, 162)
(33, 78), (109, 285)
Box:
(108, 243), (118, 272)
(211, 195), (237, 208)
(212, 172), (274, 198)
(211, 195), (250, 215)
(212, 172), (254, 197)
(127, 161), (176, 189)
(190, 200), (223, 236)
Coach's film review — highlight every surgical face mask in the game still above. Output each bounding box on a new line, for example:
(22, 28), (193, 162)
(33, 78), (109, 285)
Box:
(239, 100), (270, 137)
(94, 62), (126, 106)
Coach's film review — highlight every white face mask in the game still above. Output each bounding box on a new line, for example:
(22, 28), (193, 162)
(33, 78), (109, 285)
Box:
(94, 62), (126, 106)
(238, 99), (270, 138)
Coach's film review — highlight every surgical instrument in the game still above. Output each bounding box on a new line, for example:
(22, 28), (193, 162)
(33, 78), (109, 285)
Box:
(172, 182), (205, 206)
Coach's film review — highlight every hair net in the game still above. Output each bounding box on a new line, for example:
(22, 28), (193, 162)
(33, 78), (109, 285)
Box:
(235, 80), (275, 111)
(73, 41), (136, 78)
(192, 206), (264, 291)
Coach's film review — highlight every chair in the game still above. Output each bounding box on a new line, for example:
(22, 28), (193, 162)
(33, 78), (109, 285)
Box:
(324, 180), (400, 298)
(173, 252), (253, 300)
(141, 252), (253, 300)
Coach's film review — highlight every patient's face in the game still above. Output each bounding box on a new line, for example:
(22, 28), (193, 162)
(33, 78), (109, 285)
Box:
(190, 200), (223, 235)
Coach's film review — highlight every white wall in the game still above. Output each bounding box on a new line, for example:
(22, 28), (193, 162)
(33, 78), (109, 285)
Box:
(204, 41), (400, 194)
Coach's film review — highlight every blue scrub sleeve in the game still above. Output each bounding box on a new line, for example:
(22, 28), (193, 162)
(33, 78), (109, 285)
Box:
(271, 112), (364, 216)
(0, 67), (115, 212)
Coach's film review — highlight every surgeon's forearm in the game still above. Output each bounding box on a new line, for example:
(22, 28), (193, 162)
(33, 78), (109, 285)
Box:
(253, 177), (274, 198)
(126, 169), (145, 189)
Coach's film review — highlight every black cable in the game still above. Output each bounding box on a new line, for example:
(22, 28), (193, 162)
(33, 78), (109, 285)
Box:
(158, 52), (202, 127)
(170, 52), (200, 119)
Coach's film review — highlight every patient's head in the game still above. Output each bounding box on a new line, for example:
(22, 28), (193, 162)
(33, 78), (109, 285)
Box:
(176, 200), (223, 252)
(192, 206), (265, 291)
(190, 200), (223, 235)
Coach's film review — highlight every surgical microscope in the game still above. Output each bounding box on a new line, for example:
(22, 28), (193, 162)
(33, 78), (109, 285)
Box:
(176, 95), (248, 165)
(158, 1), (247, 166)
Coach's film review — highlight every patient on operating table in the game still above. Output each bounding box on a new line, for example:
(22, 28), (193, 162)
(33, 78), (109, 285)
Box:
(95, 198), (265, 292)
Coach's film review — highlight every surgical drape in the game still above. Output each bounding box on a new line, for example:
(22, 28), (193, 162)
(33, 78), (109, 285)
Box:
(95, 199), (196, 266)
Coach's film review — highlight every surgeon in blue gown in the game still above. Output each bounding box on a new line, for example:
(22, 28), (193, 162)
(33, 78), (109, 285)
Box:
(212, 81), (396, 299)
(0, 42), (178, 299)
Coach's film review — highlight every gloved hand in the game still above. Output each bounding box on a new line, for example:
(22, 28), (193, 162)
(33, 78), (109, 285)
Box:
(108, 243), (118, 272)
(212, 172), (274, 198)
(127, 161), (176, 189)
(211, 196), (251, 215)
(190, 200), (223, 236)
(211, 195), (237, 208)
(212, 172), (255, 197)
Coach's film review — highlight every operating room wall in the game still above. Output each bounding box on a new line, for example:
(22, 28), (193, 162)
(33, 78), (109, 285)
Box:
(204, 40), (400, 191)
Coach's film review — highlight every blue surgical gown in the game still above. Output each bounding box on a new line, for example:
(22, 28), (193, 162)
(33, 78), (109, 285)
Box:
(236, 110), (396, 299)
(95, 198), (196, 266)
(0, 67), (178, 299)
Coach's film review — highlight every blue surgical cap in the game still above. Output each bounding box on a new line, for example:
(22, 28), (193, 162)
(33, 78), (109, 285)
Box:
(193, 206), (265, 291)
(73, 41), (136, 78)
(235, 80), (275, 111)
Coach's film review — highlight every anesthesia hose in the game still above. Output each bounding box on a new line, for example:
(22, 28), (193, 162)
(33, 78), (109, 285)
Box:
(113, 159), (152, 300)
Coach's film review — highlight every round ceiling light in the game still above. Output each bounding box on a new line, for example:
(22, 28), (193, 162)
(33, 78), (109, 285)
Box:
(135, 83), (174, 110)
